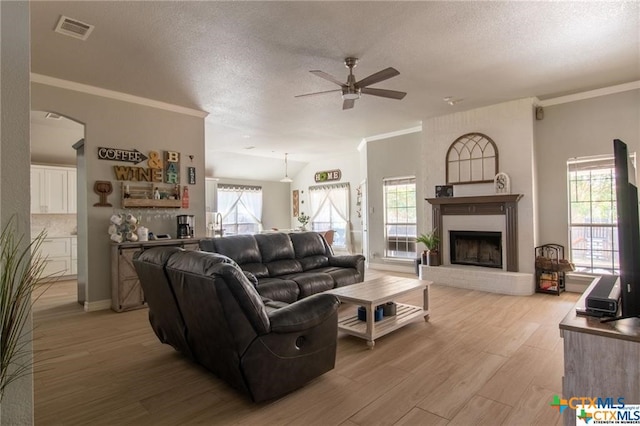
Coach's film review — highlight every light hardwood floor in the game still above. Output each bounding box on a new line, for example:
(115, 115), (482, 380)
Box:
(33, 270), (579, 425)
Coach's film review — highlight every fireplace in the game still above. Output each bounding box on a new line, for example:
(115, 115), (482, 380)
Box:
(425, 194), (523, 271)
(450, 231), (502, 269)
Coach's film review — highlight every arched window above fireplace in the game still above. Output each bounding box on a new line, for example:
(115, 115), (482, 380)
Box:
(446, 133), (498, 184)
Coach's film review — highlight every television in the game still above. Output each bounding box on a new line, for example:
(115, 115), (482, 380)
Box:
(604, 139), (640, 321)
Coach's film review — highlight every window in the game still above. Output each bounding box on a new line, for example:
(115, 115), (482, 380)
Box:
(567, 155), (626, 274)
(308, 183), (350, 250)
(383, 177), (417, 259)
(217, 184), (262, 235)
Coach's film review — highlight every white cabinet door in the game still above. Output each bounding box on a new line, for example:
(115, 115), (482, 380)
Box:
(31, 165), (76, 214)
(30, 168), (46, 213)
(67, 169), (77, 214)
(71, 237), (78, 275)
(37, 237), (72, 277)
(43, 168), (68, 214)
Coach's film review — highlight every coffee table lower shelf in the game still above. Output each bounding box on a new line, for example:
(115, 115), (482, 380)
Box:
(337, 303), (426, 347)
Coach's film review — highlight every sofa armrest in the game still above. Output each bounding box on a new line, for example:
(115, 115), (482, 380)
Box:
(328, 254), (364, 268)
(269, 293), (339, 334)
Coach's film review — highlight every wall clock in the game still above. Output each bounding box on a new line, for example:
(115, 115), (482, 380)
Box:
(494, 172), (511, 194)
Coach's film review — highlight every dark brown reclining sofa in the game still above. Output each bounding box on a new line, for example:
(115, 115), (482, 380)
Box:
(133, 247), (341, 402)
(199, 231), (366, 303)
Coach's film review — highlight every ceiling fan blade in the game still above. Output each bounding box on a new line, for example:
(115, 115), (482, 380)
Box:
(295, 89), (342, 98)
(356, 67), (400, 88)
(343, 99), (355, 110)
(310, 70), (345, 87)
(361, 87), (407, 100)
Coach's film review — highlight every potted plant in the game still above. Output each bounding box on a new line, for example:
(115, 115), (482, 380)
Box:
(416, 229), (440, 266)
(1, 218), (51, 400)
(297, 212), (310, 231)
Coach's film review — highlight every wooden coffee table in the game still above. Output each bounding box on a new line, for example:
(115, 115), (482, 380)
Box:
(325, 276), (431, 349)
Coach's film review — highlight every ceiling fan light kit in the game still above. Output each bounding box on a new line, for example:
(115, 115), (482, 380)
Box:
(296, 57), (407, 110)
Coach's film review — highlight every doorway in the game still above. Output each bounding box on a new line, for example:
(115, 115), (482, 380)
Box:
(30, 110), (86, 305)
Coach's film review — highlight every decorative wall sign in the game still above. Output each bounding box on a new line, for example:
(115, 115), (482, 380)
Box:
(187, 167), (196, 185)
(97, 147), (148, 164)
(435, 185), (454, 198)
(292, 190), (299, 217)
(314, 169), (341, 183)
(164, 151), (180, 184)
(93, 181), (113, 207)
(494, 172), (511, 194)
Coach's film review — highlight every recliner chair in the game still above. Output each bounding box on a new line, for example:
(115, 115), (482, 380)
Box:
(134, 247), (340, 402)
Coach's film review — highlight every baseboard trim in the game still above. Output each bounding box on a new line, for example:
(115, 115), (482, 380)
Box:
(83, 299), (112, 312)
(367, 262), (415, 274)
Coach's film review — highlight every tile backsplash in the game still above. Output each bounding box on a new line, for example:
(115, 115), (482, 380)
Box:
(31, 214), (77, 238)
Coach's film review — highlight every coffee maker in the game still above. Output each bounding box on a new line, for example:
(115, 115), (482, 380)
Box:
(177, 215), (195, 239)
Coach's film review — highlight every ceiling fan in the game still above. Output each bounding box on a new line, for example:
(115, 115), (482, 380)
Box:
(295, 57), (407, 110)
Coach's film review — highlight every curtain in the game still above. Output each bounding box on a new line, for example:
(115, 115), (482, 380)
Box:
(217, 184), (263, 233)
(309, 183), (351, 252)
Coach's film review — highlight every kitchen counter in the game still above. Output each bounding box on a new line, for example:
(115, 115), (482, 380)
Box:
(113, 237), (204, 249)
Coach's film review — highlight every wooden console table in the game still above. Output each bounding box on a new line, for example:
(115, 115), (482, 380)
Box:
(559, 300), (640, 426)
(111, 238), (202, 312)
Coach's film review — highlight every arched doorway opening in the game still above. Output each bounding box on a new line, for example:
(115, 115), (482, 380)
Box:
(30, 110), (86, 305)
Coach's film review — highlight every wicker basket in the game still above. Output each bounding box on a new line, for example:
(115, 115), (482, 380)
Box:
(535, 256), (575, 272)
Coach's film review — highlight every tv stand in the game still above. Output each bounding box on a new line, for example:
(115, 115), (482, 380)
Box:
(560, 302), (640, 426)
(601, 314), (640, 323)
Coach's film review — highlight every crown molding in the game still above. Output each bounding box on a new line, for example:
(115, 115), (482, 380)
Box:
(30, 73), (209, 119)
(359, 124), (423, 151)
(538, 80), (640, 107)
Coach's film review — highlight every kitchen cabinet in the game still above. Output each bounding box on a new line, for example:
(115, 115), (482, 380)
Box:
(71, 237), (78, 275)
(111, 239), (203, 312)
(38, 236), (77, 278)
(31, 165), (77, 214)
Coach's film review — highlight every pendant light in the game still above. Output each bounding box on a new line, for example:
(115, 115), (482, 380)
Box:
(280, 153), (293, 183)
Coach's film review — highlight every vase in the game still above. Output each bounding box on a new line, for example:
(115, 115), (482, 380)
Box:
(427, 250), (440, 267)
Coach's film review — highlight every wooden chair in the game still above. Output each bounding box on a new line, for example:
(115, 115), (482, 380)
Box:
(321, 230), (335, 247)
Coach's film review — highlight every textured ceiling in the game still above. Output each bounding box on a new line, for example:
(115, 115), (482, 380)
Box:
(30, 1), (640, 180)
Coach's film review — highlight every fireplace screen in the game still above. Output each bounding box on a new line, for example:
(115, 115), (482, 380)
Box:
(450, 231), (502, 269)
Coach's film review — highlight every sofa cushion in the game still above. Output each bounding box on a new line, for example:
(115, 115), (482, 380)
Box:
(210, 235), (262, 265)
(254, 233), (295, 262)
(166, 251), (270, 335)
(289, 232), (328, 258)
(255, 277), (300, 303)
(298, 255), (330, 271)
(241, 263), (270, 278)
(315, 266), (362, 287)
(265, 259), (303, 277)
(282, 272), (335, 298)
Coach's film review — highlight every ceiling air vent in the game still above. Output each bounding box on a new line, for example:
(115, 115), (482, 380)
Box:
(45, 112), (63, 120)
(54, 15), (94, 40)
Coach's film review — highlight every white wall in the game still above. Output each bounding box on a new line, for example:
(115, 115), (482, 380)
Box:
(213, 177), (291, 230)
(32, 83), (206, 309)
(0, 1), (32, 422)
(535, 89), (640, 251)
(423, 98), (538, 273)
(365, 131), (423, 267)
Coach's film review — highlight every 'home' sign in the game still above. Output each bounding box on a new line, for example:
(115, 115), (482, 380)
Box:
(314, 169), (341, 183)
